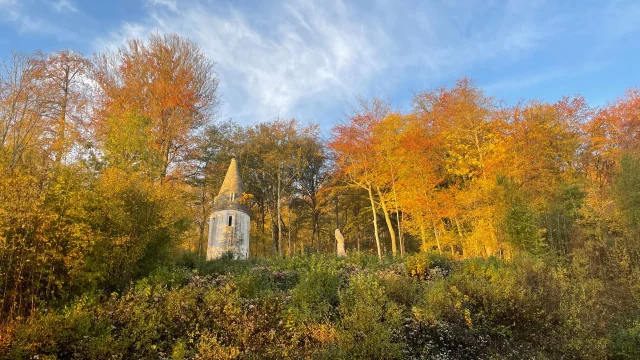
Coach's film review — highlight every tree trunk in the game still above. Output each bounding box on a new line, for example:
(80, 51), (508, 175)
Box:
(287, 204), (292, 256)
(311, 207), (318, 252)
(377, 186), (397, 256)
(317, 221), (322, 253)
(432, 220), (442, 254)
(266, 204), (277, 256)
(261, 204), (267, 257)
(198, 216), (205, 258)
(399, 212), (405, 255)
(277, 163), (283, 257)
(312, 210), (320, 253)
(55, 73), (69, 164)
(455, 216), (472, 256)
(454, 216), (463, 237)
(391, 180), (404, 255)
(198, 186), (207, 258)
(367, 185), (382, 260)
(335, 197), (339, 229)
(271, 221), (278, 255)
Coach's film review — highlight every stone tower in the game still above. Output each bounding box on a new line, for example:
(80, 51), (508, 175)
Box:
(207, 158), (250, 260)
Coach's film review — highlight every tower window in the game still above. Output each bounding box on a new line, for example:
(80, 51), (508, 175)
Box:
(228, 215), (233, 226)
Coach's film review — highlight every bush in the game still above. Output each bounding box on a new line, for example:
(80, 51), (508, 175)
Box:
(337, 273), (404, 359)
(378, 271), (423, 308)
(609, 317), (640, 360)
(4, 253), (639, 359)
(288, 259), (344, 324)
(407, 251), (454, 280)
(8, 296), (117, 359)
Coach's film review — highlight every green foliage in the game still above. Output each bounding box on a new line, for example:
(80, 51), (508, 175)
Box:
(407, 251), (454, 280)
(497, 177), (545, 253)
(8, 295), (117, 359)
(0, 166), (98, 320)
(88, 167), (192, 291)
(103, 111), (163, 178)
(3, 253), (640, 359)
(406, 256), (606, 358)
(504, 201), (543, 252)
(0, 163), (192, 322)
(289, 258), (343, 323)
(616, 154), (640, 230)
(378, 272), (422, 308)
(609, 317), (640, 359)
(337, 273), (403, 359)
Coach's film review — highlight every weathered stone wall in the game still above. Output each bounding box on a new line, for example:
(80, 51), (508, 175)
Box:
(207, 209), (250, 260)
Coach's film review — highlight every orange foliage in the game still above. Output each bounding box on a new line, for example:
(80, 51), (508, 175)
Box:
(93, 33), (219, 178)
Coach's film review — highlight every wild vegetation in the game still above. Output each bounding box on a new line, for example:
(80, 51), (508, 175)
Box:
(1, 33), (640, 358)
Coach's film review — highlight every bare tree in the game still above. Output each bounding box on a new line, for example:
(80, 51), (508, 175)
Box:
(0, 51), (53, 171)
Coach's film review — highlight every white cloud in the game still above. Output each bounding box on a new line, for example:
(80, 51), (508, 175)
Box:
(0, 0), (80, 42)
(52, 0), (78, 13)
(90, 0), (640, 126)
(95, 0), (386, 125)
(0, 0), (20, 21)
(146, 0), (176, 12)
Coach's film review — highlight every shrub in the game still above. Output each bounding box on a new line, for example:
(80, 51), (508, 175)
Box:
(195, 331), (241, 360)
(8, 296), (118, 359)
(4, 253), (639, 359)
(378, 271), (423, 308)
(609, 317), (640, 360)
(337, 273), (404, 359)
(289, 259), (344, 324)
(407, 251), (454, 280)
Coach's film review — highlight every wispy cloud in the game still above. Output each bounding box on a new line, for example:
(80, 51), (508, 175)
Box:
(52, 0), (78, 13)
(93, 0), (560, 125)
(0, 0), (80, 42)
(95, 0), (386, 124)
(4, 0), (634, 126)
(146, 0), (177, 12)
(0, 0), (20, 21)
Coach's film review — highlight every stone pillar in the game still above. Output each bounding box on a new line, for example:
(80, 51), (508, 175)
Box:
(335, 228), (346, 257)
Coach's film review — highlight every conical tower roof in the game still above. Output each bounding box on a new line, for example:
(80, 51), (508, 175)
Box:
(218, 158), (244, 197)
(213, 158), (249, 214)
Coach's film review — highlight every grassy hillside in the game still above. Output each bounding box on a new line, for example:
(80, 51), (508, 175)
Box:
(3, 252), (639, 359)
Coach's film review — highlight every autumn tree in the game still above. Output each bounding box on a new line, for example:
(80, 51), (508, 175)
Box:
(371, 113), (406, 256)
(241, 118), (320, 257)
(411, 78), (502, 256)
(0, 51), (53, 171)
(390, 113), (445, 253)
(296, 134), (329, 253)
(500, 98), (586, 253)
(38, 51), (91, 164)
(1, 35), (219, 322)
(330, 99), (391, 259)
(93, 33), (219, 179)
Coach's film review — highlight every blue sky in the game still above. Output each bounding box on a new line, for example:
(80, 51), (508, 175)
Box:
(2, 0), (639, 129)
